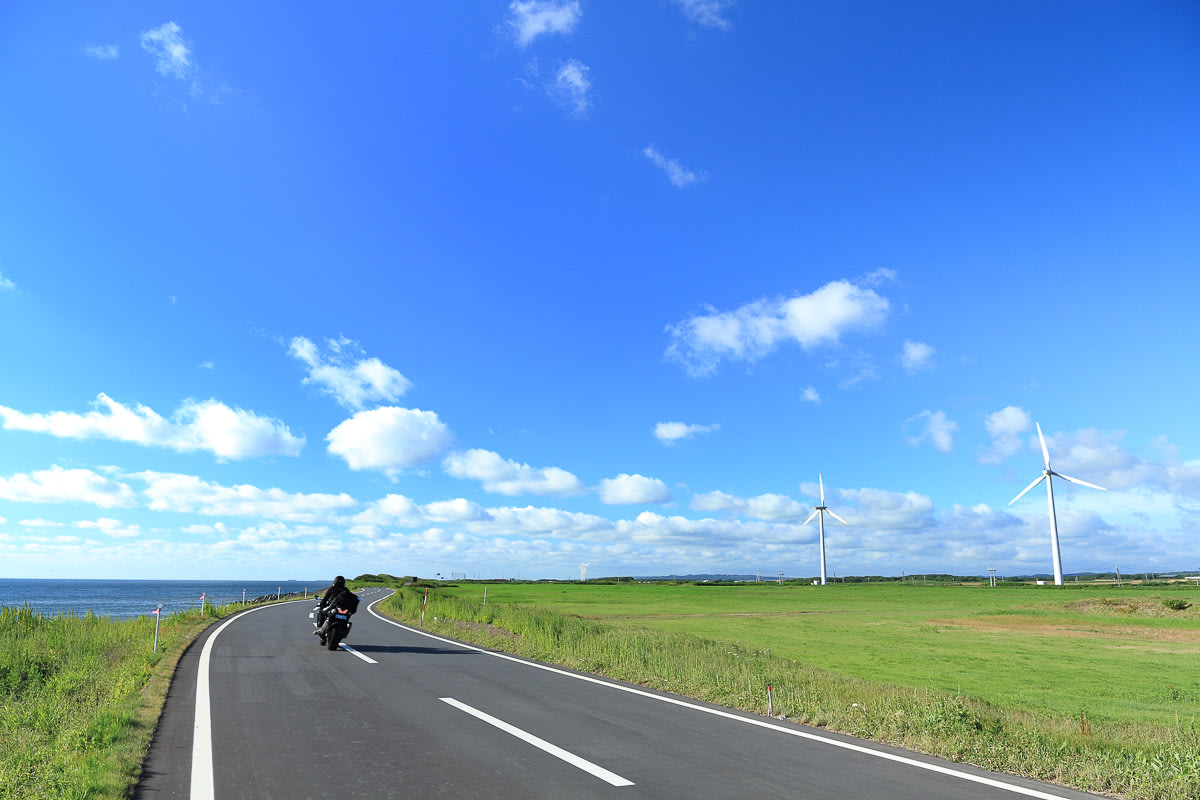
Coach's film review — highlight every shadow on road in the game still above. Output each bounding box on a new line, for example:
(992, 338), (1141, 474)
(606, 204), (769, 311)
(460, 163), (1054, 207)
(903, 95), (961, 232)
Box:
(348, 644), (479, 655)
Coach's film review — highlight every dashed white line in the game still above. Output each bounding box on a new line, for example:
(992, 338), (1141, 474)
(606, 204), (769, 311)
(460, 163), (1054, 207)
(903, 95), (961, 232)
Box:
(368, 596), (1080, 800)
(440, 697), (634, 787)
(340, 643), (377, 663)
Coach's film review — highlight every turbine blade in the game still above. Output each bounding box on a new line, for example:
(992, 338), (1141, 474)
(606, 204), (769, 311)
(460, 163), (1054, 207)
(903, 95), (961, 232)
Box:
(1056, 472), (1107, 492)
(1036, 423), (1051, 469)
(819, 473), (825, 504)
(826, 508), (850, 525)
(1009, 474), (1046, 505)
(802, 510), (820, 526)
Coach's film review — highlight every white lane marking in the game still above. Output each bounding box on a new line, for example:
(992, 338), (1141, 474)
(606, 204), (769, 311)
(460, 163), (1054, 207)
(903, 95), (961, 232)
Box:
(340, 644), (377, 663)
(191, 603), (287, 800)
(367, 597), (1079, 800)
(440, 697), (634, 787)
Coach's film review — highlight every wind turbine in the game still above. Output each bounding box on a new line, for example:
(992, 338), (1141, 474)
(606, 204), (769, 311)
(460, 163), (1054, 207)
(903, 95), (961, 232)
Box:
(802, 474), (849, 586)
(578, 562), (589, 582)
(1008, 423), (1106, 586)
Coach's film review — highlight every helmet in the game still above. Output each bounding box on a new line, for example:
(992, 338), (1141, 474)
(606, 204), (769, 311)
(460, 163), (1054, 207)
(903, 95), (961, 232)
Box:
(334, 575), (346, 586)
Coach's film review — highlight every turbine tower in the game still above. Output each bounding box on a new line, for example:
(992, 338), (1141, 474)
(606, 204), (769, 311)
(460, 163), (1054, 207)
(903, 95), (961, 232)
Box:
(802, 474), (848, 586)
(578, 562), (589, 582)
(1008, 423), (1106, 586)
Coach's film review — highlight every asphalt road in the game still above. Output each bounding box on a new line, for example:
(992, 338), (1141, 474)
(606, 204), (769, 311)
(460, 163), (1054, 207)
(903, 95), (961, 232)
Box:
(135, 589), (1104, 800)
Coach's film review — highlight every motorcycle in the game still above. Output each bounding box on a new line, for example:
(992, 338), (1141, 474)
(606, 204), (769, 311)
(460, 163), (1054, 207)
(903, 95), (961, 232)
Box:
(310, 604), (353, 651)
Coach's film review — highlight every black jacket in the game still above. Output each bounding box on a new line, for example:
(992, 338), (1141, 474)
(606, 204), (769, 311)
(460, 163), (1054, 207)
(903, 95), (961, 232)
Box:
(320, 584), (360, 614)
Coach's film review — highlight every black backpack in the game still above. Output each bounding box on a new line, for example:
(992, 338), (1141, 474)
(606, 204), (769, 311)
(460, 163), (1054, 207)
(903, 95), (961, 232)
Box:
(333, 587), (360, 614)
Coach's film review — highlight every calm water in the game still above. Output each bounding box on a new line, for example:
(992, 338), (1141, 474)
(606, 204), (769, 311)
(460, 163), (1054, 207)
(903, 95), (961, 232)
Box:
(0, 579), (325, 620)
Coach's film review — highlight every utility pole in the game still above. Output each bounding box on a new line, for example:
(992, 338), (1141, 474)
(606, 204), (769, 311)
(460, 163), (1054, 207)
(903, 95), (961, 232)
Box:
(988, 566), (997, 588)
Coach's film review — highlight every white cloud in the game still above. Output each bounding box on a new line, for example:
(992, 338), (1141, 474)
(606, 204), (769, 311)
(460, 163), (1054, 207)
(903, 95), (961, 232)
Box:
(422, 498), (492, 523)
(0, 466), (137, 509)
(289, 336), (412, 410)
(643, 145), (705, 188)
(442, 448), (585, 496)
(177, 399), (305, 459)
(672, 0), (735, 30)
(85, 44), (120, 60)
(19, 519), (64, 528)
(654, 421), (719, 445)
(75, 518), (141, 539)
(598, 474), (672, 505)
(900, 340), (935, 373)
(0, 271), (14, 290)
(832, 486), (936, 530)
(507, 1), (582, 47)
(904, 410), (958, 453)
(665, 279), (891, 377)
(353, 494), (424, 528)
(0, 393), (304, 460)
(981, 405), (1033, 464)
(550, 59), (591, 116)
(689, 490), (808, 521)
(134, 471), (357, 522)
(801, 386), (821, 404)
(140, 21), (192, 79)
(326, 407), (454, 474)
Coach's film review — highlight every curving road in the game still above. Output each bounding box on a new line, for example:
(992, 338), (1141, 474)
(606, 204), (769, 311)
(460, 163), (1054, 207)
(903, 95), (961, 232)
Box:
(135, 589), (1103, 800)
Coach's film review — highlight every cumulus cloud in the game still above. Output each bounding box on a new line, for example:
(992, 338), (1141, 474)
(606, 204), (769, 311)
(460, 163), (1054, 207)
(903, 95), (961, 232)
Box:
(672, 0), (735, 30)
(665, 279), (891, 377)
(0, 271), (14, 290)
(352, 495), (612, 541)
(900, 340), (935, 373)
(643, 145), (705, 188)
(654, 421), (719, 445)
(981, 405), (1033, 464)
(830, 486), (936, 530)
(442, 448), (585, 496)
(904, 409), (958, 453)
(801, 386), (821, 404)
(0, 466), (137, 509)
(550, 59), (591, 116)
(326, 407), (454, 474)
(85, 44), (119, 60)
(690, 490), (810, 521)
(289, 336), (411, 410)
(75, 518), (141, 539)
(0, 393), (304, 460)
(19, 519), (64, 528)
(133, 471), (356, 522)
(507, 1), (582, 47)
(597, 474), (672, 505)
(140, 21), (192, 79)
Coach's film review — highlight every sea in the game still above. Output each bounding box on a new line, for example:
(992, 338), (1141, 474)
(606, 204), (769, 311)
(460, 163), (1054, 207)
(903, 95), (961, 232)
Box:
(0, 578), (325, 620)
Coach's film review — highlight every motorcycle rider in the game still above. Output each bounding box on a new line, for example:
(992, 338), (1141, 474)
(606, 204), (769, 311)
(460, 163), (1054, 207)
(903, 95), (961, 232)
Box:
(314, 575), (360, 641)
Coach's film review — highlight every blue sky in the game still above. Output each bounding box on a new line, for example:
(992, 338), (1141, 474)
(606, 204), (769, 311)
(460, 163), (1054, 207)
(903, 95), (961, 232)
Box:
(1, 1), (1199, 581)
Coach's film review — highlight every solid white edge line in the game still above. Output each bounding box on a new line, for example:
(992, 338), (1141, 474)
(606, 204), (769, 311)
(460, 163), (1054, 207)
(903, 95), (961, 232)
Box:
(440, 697), (634, 787)
(189, 600), (311, 800)
(366, 594), (1080, 800)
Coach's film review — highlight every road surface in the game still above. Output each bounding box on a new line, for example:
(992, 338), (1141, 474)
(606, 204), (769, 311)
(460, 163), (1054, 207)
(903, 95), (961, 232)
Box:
(135, 589), (1104, 799)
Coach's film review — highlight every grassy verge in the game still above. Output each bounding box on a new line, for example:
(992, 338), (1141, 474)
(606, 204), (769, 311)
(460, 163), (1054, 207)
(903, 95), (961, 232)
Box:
(0, 598), (294, 800)
(380, 584), (1200, 800)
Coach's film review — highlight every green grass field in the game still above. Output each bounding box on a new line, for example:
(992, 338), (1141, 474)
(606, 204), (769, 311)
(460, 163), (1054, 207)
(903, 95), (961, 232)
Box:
(387, 579), (1200, 799)
(0, 598), (292, 800)
(444, 581), (1200, 726)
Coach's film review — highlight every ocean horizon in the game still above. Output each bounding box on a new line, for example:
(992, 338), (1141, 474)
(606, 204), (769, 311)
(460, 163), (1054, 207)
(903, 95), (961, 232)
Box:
(0, 578), (328, 620)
